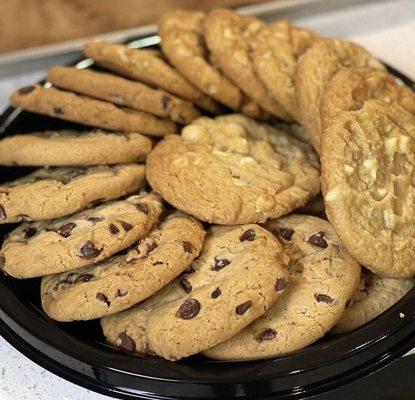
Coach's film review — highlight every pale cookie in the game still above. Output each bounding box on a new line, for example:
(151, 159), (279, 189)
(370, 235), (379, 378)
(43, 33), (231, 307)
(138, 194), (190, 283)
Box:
(1, 190), (163, 279)
(203, 9), (292, 120)
(40, 211), (205, 321)
(0, 164), (145, 223)
(332, 269), (413, 334)
(159, 10), (264, 117)
(101, 224), (289, 361)
(83, 41), (221, 114)
(321, 99), (415, 278)
(204, 215), (360, 361)
(252, 20), (319, 121)
(0, 130), (152, 166)
(295, 39), (385, 152)
(47, 67), (200, 124)
(321, 68), (415, 130)
(147, 114), (320, 224)
(11, 85), (176, 137)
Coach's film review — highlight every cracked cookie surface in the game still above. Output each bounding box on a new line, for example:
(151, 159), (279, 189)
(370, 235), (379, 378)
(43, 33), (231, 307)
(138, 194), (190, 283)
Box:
(332, 268), (413, 334)
(0, 130), (152, 166)
(11, 84), (177, 137)
(101, 224), (289, 361)
(204, 9), (292, 120)
(40, 211), (204, 321)
(252, 20), (319, 121)
(296, 39), (385, 152)
(147, 114), (320, 224)
(1, 190), (163, 278)
(47, 67), (200, 125)
(203, 215), (360, 360)
(322, 99), (415, 277)
(0, 164), (145, 223)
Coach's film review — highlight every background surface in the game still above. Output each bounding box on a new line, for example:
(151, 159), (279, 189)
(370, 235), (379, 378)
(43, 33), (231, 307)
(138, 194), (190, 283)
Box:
(1, 0), (415, 399)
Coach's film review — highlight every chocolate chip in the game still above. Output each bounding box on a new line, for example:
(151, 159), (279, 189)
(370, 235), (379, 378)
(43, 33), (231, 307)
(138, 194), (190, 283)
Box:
(79, 240), (101, 259)
(177, 299), (200, 319)
(256, 328), (277, 342)
(18, 85), (35, 95)
(136, 203), (149, 214)
(182, 241), (193, 253)
(236, 301), (252, 315)
(109, 223), (120, 235)
(117, 289), (128, 297)
(185, 266), (195, 274)
(53, 279), (72, 291)
(96, 292), (110, 306)
(0, 256), (5, 271)
(120, 221), (133, 231)
(308, 232), (328, 248)
(161, 95), (171, 110)
(54, 106), (63, 115)
(74, 273), (94, 284)
(23, 227), (37, 239)
(240, 229), (256, 242)
(142, 242), (157, 258)
(117, 332), (136, 352)
(56, 222), (76, 238)
(315, 293), (334, 304)
(278, 227), (294, 241)
(211, 287), (221, 299)
(211, 257), (231, 271)
(180, 277), (192, 293)
(126, 257), (138, 264)
(87, 216), (103, 224)
(275, 277), (286, 291)
(0, 205), (6, 220)
(152, 261), (163, 266)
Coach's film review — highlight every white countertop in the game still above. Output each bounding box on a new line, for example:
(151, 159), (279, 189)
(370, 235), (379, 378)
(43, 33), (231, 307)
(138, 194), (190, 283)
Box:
(1, 0), (415, 399)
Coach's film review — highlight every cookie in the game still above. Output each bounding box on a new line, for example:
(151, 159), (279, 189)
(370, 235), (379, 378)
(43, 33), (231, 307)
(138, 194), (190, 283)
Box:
(295, 39), (385, 152)
(159, 10), (264, 118)
(11, 84), (176, 137)
(147, 114), (320, 224)
(321, 68), (415, 130)
(1, 190), (163, 279)
(0, 130), (152, 166)
(0, 164), (145, 223)
(321, 99), (415, 278)
(83, 41), (221, 114)
(204, 215), (360, 361)
(40, 211), (205, 321)
(252, 20), (319, 121)
(203, 9), (292, 120)
(331, 269), (413, 334)
(47, 66), (200, 124)
(101, 224), (289, 361)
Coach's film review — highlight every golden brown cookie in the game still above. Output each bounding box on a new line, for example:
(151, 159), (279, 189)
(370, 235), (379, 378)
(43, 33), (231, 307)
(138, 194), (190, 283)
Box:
(322, 99), (415, 278)
(11, 85), (177, 137)
(203, 9), (292, 120)
(295, 39), (385, 152)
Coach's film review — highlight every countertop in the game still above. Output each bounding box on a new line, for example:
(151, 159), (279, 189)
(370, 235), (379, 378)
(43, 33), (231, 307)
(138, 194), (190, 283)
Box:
(1, 0), (415, 399)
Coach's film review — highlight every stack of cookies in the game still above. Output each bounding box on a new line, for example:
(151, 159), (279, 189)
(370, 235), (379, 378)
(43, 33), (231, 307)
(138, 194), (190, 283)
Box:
(1, 8), (414, 362)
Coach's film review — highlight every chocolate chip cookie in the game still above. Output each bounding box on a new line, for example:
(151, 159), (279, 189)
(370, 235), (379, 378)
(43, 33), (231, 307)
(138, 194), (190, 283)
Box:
(296, 39), (385, 152)
(252, 20), (319, 121)
(321, 99), (415, 278)
(83, 41), (221, 114)
(0, 130), (152, 166)
(1, 190), (163, 278)
(147, 114), (320, 224)
(101, 224), (289, 361)
(204, 215), (360, 360)
(11, 84), (176, 137)
(40, 211), (205, 321)
(0, 164), (145, 223)
(321, 68), (415, 130)
(203, 9), (292, 120)
(47, 67), (200, 124)
(332, 269), (413, 334)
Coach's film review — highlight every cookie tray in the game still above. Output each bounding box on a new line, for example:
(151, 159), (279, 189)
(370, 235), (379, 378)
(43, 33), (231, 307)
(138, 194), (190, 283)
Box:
(0, 56), (415, 400)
